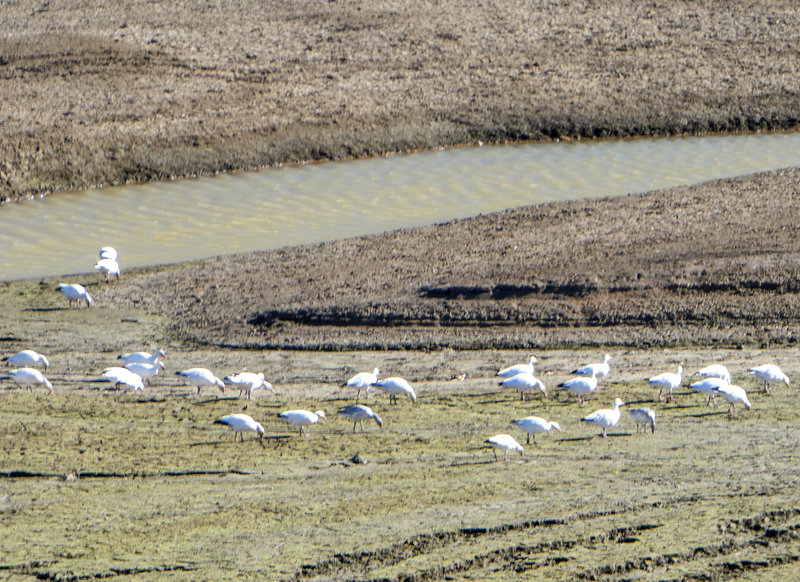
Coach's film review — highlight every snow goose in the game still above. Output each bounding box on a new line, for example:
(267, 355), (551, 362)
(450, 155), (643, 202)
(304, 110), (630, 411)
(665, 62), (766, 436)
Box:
(582, 398), (625, 438)
(689, 377), (726, 406)
(175, 368), (225, 395)
(748, 364), (790, 393)
(117, 349), (167, 365)
(94, 258), (120, 283)
(224, 372), (275, 400)
(214, 414), (265, 442)
(510, 417), (561, 445)
(278, 410), (326, 436)
(124, 361), (165, 385)
(371, 377), (417, 404)
(628, 408), (656, 433)
(9, 367), (53, 393)
(56, 283), (92, 308)
(3, 350), (50, 370)
(99, 246), (118, 261)
(694, 364), (731, 384)
(649, 365), (682, 402)
(342, 368), (379, 401)
(499, 372), (547, 401)
(572, 354), (612, 380)
(102, 367), (145, 392)
(496, 356), (537, 378)
(714, 384), (752, 415)
(558, 370), (598, 404)
(485, 434), (525, 462)
(337, 405), (383, 432)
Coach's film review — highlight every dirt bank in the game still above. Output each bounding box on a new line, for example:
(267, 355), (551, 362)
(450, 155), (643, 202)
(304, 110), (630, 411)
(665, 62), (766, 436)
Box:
(2, 0), (800, 202)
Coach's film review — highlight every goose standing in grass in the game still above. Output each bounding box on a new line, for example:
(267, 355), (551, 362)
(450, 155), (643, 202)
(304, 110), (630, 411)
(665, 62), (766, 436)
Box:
(582, 398), (625, 438)
(485, 434), (525, 462)
(342, 368), (379, 401)
(572, 354), (612, 381)
(496, 356), (537, 378)
(510, 417), (561, 445)
(94, 258), (120, 283)
(748, 364), (790, 393)
(224, 372), (275, 400)
(9, 367), (53, 393)
(57, 283), (92, 308)
(714, 384), (752, 415)
(124, 361), (165, 385)
(99, 246), (118, 261)
(628, 408), (656, 433)
(117, 349), (167, 365)
(102, 367), (145, 392)
(558, 370), (598, 404)
(278, 410), (326, 436)
(689, 377), (726, 406)
(499, 372), (547, 401)
(371, 377), (417, 404)
(175, 368), (225, 395)
(3, 350), (50, 370)
(694, 364), (731, 384)
(649, 365), (683, 402)
(337, 405), (383, 432)
(214, 414), (265, 442)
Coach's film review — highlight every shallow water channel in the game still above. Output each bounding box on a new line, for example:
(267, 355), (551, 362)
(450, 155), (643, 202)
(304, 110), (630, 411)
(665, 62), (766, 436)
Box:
(2, 131), (800, 281)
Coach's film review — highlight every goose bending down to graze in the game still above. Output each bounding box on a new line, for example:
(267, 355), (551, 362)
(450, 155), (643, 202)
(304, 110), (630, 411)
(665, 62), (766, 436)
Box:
(124, 361), (165, 385)
(510, 417), (561, 445)
(278, 410), (326, 436)
(214, 414), (265, 442)
(649, 365), (682, 402)
(689, 377), (726, 406)
(175, 368), (225, 395)
(572, 354), (612, 381)
(337, 405), (383, 432)
(94, 258), (120, 283)
(694, 364), (731, 384)
(558, 370), (598, 404)
(9, 367), (53, 393)
(748, 364), (790, 393)
(485, 434), (525, 462)
(57, 283), (92, 308)
(499, 372), (547, 401)
(99, 246), (118, 261)
(117, 349), (167, 365)
(582, 398), (625, 438)
(496, 356), (537, 378)
(628, 408), (656, 434)
(3, 350), (50, 370)
(102, 367), (145, 392)
(714, 384), (752, 415)
(224, 372), (275, 400)
(371, 377), (417, 404)
(342, 368), (379, 401)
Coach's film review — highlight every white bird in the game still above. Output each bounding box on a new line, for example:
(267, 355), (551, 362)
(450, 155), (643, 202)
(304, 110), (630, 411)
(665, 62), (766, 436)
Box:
(558, 370), (598, 404)
(572, 354), (612, 380)
(117, 349), (167, 365)
(337, 405), (383, 432)
(510, 417), (561, 445)
(485, 434), (525, 462)
(628, 408), (656, 433)
(57, 283), (92, 308)
(694, 364), (731, 384)
(3, 350), (50, 370)
(278, 410), (327, 436)
(224, 372), (275, 400)
(342, 368), (379, 401)
(714, 384), (752, 415)
(371, 377), (417, 404)
(175, 368), (225, 395)
(649, 365), (683, 402)
(689, 377), (726, 406)
(124, 361), (165, 385)
(582, 398), (625, 438)
(496, 356), (537, 378)
(748, 364), (790, 393)
(94, 258), (120, 283)
(9, 367), (53, 393)
(99, 246), (118, 261)
(499, 372), (547, 401)
(102, 367), (145, 392)
(214, 414), (265, 442)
